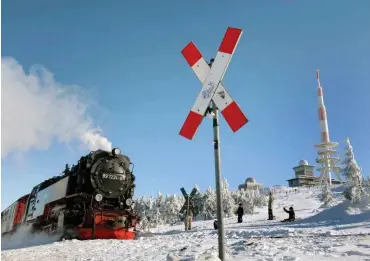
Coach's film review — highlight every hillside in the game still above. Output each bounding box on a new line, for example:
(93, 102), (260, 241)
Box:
(2, 186), (370, 261)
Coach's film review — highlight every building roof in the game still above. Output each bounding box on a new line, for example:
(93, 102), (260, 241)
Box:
(286, 176), (316, 181)
(299, 159), (308, 166)
(245, 177), (256, 184)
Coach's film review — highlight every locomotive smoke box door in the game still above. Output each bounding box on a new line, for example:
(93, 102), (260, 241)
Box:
(91, 156), (128, 198)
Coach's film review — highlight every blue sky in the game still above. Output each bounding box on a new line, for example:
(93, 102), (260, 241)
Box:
(2, 0), (369, 209)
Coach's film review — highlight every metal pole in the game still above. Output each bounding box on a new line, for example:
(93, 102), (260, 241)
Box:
(186, 195), (189, 230)
(157, 207), (159, 232)
(211, 100), (226, 260)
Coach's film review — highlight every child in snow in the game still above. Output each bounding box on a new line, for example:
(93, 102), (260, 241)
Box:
(237, 203), (244, 223)
(281, 206), (295, 222)
(213, 220), (218, 230)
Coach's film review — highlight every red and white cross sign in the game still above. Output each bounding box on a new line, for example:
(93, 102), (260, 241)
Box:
(179, 27), (249, 140)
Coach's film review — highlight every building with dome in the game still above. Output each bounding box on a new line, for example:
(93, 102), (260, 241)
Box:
(238, 177), (263, 190)
(286, 160), (316, 187)
(287, 160), (341, 187)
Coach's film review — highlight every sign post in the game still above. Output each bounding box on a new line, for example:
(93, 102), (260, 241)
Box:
(211, 100), (226, 260)
(179, 27), (249, 261)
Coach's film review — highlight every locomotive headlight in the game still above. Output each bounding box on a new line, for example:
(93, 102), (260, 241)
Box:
(112, 148), (121, 156)
(95, 194), (103, 202)
(125, 198), (133, 206)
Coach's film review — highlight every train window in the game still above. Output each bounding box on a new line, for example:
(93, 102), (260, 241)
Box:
(12, 205), (16, 217)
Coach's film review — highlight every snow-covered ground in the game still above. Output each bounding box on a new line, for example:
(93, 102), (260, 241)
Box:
(2, 186), (370, 261)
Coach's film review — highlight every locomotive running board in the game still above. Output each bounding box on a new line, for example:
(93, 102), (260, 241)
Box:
(65, 193), (90, 198)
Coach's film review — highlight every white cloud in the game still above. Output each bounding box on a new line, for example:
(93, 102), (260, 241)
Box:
(1, 57), (112, 157)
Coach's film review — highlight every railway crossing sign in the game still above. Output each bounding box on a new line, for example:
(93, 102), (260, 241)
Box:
(179, 27), (249, 140)
(179, 187), (197, 214)
(178, 27), (249, 261)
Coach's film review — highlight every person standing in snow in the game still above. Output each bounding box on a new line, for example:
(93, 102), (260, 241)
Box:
(184, 199), (194, 230)
(237, 203), (244, 223)
(268, 191), (275, 220)
(213, 220), (218, 230)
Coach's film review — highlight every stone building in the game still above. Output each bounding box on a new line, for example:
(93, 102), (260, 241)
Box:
(287, 160), (341, 187)
(238, 177), (263, 190)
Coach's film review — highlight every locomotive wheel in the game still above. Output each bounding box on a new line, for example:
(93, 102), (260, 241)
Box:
(60, 226), (78, 241)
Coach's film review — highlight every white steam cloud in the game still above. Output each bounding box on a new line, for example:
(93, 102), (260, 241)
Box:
(1, 57), (112, 157)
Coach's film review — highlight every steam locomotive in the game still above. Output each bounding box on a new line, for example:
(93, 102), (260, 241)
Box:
(1, 148), (138, 240)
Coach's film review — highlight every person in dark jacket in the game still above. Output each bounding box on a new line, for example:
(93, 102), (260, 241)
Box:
(268, 192), (275, 220)
(213, 220), (218, 230)
(282, 206), (295, 222)
(237, 203), (244, 223)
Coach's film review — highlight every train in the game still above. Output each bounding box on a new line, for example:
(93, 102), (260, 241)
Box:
(1, 148), (138, 240)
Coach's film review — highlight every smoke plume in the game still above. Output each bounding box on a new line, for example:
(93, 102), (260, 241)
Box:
(1, 57), (112, 157)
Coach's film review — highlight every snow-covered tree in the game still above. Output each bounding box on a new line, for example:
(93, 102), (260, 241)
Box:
(202, 186), (217, 219)
(161, 194), (183, 225)
(133, 181), (270, 227)
(365, 176), (370, 195)
(366, 176), (370, 189)
(341, 137), (365, 204)
(221, 178), (237, 217)
(232, 189), (255, 214)
(134, 196), (146, 217)
(250, 188), (267, 208)
(320, 183), (333, 207)
(192, 184), (204, 217)
(134, 196), (156, 230)
(152, 191), (164, 226)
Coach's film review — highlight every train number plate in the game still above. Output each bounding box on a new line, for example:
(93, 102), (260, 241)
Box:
(102, 173), (125, 181)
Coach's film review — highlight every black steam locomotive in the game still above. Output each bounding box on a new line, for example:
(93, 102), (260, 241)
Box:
(1, 148), (138, 240)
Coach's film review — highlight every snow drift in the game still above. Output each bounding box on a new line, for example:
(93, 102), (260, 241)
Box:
(302, 193), (370, 225)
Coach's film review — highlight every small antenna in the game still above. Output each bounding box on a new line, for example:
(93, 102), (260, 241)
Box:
(316, 69), (321, 88)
